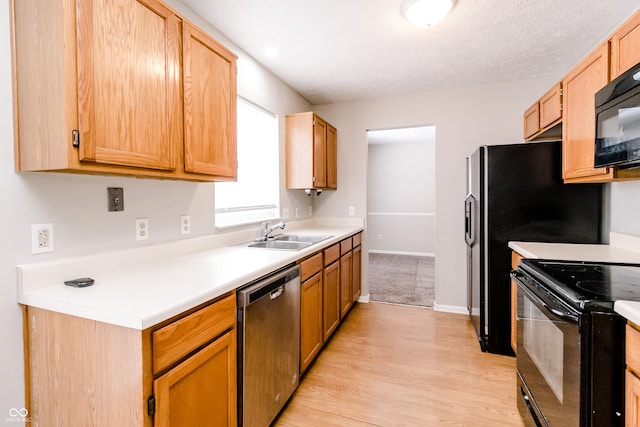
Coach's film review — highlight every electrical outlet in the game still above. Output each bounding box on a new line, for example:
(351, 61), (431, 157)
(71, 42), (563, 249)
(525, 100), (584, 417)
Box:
(282, 208), (289, 219)
(349, 206), (355, 216)
(308, 205), (313, 216)
(378, 233), (383, 240)
(295, 207), (300, 218)
(135, 218), (149, 241)
(180, 215), (191, 235)
(31, 223), (54, 254)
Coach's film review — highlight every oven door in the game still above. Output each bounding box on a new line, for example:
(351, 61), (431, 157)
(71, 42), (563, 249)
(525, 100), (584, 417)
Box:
(514, 272), (581, 427)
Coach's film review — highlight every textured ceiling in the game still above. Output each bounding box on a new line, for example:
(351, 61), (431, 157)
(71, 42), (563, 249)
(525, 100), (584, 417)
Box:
(181, 0), (640, 105)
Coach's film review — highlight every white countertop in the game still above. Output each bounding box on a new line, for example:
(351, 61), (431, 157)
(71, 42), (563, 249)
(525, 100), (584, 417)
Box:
(17, 219), (363, 330)
(508, 241), (640, 263)
(510, 232), (640, 324)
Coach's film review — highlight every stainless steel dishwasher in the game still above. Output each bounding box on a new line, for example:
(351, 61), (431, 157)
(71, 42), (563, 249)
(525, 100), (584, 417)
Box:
(237, 264), (300, 427)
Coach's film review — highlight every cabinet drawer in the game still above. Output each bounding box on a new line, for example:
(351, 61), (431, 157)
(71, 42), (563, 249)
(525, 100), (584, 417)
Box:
(152, 293), (236, 374)
(301, 252), (323, 282)
(340, 238), (353, 255)
(324, 243), (340, 266)
(627, 323), (640, 375)
(353, 233), (361, 247)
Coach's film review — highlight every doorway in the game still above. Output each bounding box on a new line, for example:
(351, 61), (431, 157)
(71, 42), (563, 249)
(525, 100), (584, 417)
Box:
(366, 125), (436, 307)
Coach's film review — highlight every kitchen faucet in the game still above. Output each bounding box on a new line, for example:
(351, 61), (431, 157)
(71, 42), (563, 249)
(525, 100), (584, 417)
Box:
(257, 220), (286, 241)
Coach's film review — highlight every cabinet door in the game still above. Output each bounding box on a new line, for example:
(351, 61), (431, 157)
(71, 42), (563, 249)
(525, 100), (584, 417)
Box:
(611, 10), (640, 79)
(154, 330), (236, 427)
(626, 371), (640, 427)
(76, 0), (181, 170)
(523, 102), (539, 140)
(562, 43), (613, 182)
(323, 262), (340, 341)
(326, 124), (337, 189)
(312, 116), (327, 188)
(340, 251), (353, 318)
(352, 245), (361, 303)
(539, 83), (562, 129)
(511, 251), (524, 354)
(300, 272), (323, 373)
(183, 22), (237, 178)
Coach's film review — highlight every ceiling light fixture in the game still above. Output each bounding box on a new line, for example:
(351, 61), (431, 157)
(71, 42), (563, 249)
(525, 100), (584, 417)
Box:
(401, 0), (456, 28)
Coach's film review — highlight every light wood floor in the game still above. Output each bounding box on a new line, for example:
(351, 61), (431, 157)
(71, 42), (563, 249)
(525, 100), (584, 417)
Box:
(275, 302), (525, 427)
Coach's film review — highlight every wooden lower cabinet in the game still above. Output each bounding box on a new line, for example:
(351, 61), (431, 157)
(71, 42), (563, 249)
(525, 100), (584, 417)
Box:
(323, 260), (341, 341)
(24, 292), (236, 427)
(340, 251), (353, 318)
(154, 330), (236, 426)
(627, 322), (640, 426)
(511, 251), (524, 354)
(298, 234), (363, 374)
(300, 272), (323, 373)
(352, 243), (362, 302)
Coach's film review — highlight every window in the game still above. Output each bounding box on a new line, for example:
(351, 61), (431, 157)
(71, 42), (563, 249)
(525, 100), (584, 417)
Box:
(215, 98), (279, 227)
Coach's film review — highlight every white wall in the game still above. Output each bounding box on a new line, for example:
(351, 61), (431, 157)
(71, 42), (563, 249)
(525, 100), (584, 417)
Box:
(610, 181), (640, 236)
(0, 0), (312, 418)
(367, 140), (436, 255)
(313, 78), (558, 312)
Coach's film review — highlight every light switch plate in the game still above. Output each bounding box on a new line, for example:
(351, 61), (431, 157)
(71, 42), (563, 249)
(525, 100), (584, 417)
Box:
(107, 187), (124, 211)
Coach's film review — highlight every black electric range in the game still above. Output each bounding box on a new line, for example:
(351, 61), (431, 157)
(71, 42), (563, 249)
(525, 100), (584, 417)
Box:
(512, 259), (640, 427)
(518, 259), (640, 311)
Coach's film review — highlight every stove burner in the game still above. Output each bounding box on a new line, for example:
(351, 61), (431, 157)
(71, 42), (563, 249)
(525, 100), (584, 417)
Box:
(542, 263), (604, 274)
(575, 280), (609, 297)
(576, 279), (640, 300)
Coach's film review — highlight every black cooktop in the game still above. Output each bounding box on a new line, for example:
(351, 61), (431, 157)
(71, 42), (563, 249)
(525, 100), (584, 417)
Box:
(517, 259), (640, 311)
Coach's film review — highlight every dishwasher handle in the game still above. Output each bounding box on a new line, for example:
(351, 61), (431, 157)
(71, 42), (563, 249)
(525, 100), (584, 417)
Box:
(237, 265), (300, 308)
(270, 285), (284, 300)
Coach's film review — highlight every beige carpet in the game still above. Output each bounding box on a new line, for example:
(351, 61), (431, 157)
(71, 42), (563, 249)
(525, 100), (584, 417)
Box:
(368, 253), (435, 307)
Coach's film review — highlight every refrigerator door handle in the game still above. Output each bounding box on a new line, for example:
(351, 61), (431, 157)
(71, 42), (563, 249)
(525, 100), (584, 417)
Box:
(464, 194), (476, 247)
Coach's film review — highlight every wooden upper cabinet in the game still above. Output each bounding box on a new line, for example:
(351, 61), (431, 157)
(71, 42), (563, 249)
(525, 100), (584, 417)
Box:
(285, 112), (338, 190)
(312, 116), (327, 188)
(76, 0), (181, 171)
(523, 83), (562, 141)
(610, 9), (640, 80)
(183, 22), (237, 179)
(12, 0), (237, 182)
(539, 83), (562, 129)
(523, 103), (540, 140)
(326, 124), (338, 189)
(562, 43), (613, 183)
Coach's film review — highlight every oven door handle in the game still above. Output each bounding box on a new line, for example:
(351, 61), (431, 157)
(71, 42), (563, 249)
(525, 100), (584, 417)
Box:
(512, 271), (580, 323)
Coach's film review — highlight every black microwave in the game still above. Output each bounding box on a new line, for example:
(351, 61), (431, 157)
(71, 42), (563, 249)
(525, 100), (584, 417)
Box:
(595, 61), (640, 168)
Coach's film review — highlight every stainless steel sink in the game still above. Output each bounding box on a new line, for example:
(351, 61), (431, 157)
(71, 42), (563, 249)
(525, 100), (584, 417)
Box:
(242, 234), (333, 251)
(274, 234), (333, 244)
(247, 240), (312, 251)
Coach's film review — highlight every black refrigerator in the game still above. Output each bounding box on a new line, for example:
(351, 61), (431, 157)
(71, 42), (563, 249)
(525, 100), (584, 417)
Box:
(464, 141), (603, 356)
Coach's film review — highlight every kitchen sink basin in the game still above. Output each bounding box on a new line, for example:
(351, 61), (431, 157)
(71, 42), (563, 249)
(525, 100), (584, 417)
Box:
(242, 234), (333, 251)
(273, 234), (333, 244)
(247, 240), (312, 251)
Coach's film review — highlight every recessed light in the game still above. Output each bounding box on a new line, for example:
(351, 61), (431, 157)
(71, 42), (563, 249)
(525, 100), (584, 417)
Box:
(265, 46), (280, 57)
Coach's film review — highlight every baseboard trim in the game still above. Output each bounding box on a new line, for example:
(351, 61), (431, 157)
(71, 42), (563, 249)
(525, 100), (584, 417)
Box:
(433, 303), (468, 315)
(368, 250), (435, 257)
(357, 293), (370, 303)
